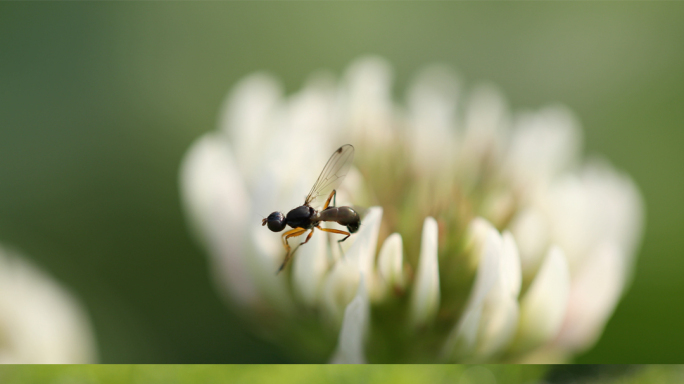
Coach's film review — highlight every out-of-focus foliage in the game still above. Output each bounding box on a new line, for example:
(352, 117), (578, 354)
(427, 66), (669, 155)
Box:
(547, 365), (684, 384)
(0, 365), (543, 384)
(0, 365), (682, 384)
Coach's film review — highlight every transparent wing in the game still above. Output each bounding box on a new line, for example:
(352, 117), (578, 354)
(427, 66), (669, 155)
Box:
(304, 144), (355, 209)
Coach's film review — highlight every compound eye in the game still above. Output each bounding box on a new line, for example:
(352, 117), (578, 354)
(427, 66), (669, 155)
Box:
(266, 212), (286, 232)
(347, 222), (360, 234)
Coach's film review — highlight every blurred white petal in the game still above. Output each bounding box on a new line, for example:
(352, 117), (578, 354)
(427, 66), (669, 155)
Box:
(321, 258), (360, 325)
(555, 242), (626, 352)
(330, 275), (369, 364)
(349, 207), (383, 281)
(472, 233), (522, 360)
(292, 227), (330, 306)
(321, 207), (382, 323)
(476, 295), (519, 361)
(462, 217), (494, 269)
(547, 160), (644, 276)
(0, 247), (97, 363)
(443, 222), (521, 361)
(577, 161), (645, 279)
(374, 233), (405, 301)
(509, 207), (550, 280)
(464, 219), (501, 306)
(341, 56), (395, 145)
(409, 217), (440, 328)
(505, 105), (582, 192)
(442, 221), (502, 360)
(179, 133), (259, 307)
(461, 84), (509, 153)
(406, 65), (460, 173)
(219, 73), (283, 181)
(458, 84), (509, 186)
(501, 231), (522, 299)
(511, 246), (570, 355)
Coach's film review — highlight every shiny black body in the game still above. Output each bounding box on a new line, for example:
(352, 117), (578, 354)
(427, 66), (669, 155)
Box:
(318, 206), (360, 233)
(285, 205), (316, 229)
(264, 211), (286, 232)
(267, 204), (360, 234)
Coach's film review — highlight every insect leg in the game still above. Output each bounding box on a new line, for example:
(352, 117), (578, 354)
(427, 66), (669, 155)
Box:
(281, 228), (306, 251)
(278, 228), (307, 274)
(316, 226), (351, 243)
(323, 189), (337, 210)
(300, 228), (315, 246)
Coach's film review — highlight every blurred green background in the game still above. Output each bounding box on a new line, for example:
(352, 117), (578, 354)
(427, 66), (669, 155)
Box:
(1, 3), (683, 363)
(0, 365), (681, 384)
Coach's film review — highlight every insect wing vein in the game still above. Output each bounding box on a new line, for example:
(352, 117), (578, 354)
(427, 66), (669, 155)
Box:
(304, 144), (355, 208)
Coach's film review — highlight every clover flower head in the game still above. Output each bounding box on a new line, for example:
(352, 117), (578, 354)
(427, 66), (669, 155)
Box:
(180, 57), (644, 363)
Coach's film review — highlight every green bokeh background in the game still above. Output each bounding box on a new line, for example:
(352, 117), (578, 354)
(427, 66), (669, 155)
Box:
(1, 3), (683, 363)
(2, 365), (681, 384)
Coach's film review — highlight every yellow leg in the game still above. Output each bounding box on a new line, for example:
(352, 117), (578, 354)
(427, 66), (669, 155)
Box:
(323, 190), (337, 210)
(278, 228), (307, 274)
(316, 225), (351, 243)
(281, 227), (307, 252)
(300, 228), (315, 245)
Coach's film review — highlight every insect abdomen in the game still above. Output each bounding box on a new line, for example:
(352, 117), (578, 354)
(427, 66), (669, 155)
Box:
(318, 207), (360, 232)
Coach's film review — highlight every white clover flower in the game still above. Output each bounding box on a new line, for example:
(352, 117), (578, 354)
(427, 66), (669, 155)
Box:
(0, 245), (98, 363)
(180, 57), (644, 363)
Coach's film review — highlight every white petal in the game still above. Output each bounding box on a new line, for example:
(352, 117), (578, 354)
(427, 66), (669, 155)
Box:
(546, 160), (644, 276)
(462, 217), (495, 268)
(0, 248), (97, 363)
(341, 56), (396, 145)
(218, 73), (283, 179)
(501, 231), (522, 299)
(555, 242), (626, 353)
(291, 227), (330, 306)
(508, 207), (550, 279)
(441, 221), (510, 360)
(577, 161), (644, 280)
(329, 275), (369, 364)
(373, 233), (405, 301)
(408, 217), (440, 327)
(461, 84), (509, 147)
(443, 304), (482, 361)
(347, 207), (383, 286)
(286, 75), (337, 143)
(504, 105), (582, 190)
(510, 246), (570, 355)
(545, 175), (593, 272)
(320, 207), (382, 323)
(471, 232), (522, 361)
(258, 79), (340, 190)
(457, 84), (510, 186)
(321, 259), (361, 325)
(179, 133), (260, 306)
(247, 223), (298, 316)
(472, 232), (522, 361)
(478, 297), (519, 359)
(406, 65), (460, 173)
(465, 221), (502, 309)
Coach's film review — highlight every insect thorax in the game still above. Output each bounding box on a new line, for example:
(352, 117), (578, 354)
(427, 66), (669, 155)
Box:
(286, 205), (316, 229)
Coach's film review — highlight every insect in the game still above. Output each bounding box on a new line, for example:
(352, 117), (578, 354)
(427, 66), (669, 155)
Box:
(262, 144), (360, 274)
